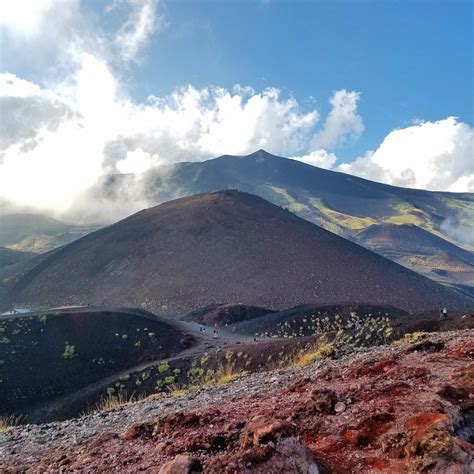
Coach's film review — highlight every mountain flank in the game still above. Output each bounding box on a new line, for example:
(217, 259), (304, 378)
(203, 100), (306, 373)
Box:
(1, 190), (472, 313)
(355, 223), (474, 287)
(94, 150), (474, 288)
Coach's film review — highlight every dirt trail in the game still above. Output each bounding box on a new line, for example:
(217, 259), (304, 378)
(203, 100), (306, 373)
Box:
(23, 307), (257, 423)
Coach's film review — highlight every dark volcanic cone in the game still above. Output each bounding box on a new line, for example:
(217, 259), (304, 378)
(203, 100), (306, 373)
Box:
(2, 190), (472, 313)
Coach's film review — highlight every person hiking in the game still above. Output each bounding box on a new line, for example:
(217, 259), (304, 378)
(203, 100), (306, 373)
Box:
(442, 307), (448, 318)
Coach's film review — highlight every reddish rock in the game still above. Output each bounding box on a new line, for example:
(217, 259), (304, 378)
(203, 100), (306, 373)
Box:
(446, 341), (474, 360)
(288, 377), (311, 393)
(343, 429), (366, 446)
(155, 412), (201, 434)
(122, 422), (154, 440)
(304, 389), (337, 415)
(408, 340), (445, 353)
(240, 415), (296, 448)
(403, 412), (472, 472)
(355, 356), (398, 377)
(438, 385), (469, 404)
(308, 434), (344, 453)
(208, 437), (323, 473)
(158, 454), (203, 473)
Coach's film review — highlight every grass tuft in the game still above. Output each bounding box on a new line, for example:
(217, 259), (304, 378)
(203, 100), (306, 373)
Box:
(0, 415), (21, 433)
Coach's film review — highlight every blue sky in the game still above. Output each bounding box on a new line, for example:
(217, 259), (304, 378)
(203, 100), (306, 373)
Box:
(125, 0), (473, 160)
(0, 0), (472, 217)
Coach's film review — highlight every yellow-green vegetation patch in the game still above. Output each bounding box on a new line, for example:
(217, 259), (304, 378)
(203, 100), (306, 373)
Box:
(62, 342), (77, 359)
(0, 415), (20, 433)
(269, 186), (310, 212)
(393, 331), (428, 345)
(309, 197), (377, 230)
(383, 202), (434, 230)
(438, 195), (474, 214)
(6, 235), (56, 253)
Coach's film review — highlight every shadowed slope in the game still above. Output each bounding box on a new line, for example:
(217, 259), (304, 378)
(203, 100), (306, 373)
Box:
(356, 223), (474, 286)
(0, 247), (35, 270)
(1, 190), (472, 313)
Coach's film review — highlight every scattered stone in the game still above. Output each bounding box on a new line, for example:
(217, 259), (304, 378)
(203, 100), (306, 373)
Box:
(158, 454), (203, 473)
(306, 389), (337, 414)
(240, 416), (296, 448)
(121, 422), (154, 440)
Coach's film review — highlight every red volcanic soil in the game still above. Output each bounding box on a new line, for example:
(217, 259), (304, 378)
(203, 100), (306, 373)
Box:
(2, 330), (472, 473)
(2, 190), (472, 314)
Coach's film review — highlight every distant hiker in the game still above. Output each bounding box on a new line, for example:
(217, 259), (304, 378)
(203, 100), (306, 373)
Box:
(441, 307), (448, 318)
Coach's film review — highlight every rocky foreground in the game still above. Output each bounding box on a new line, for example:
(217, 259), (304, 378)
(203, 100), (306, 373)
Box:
(1, 330), (473, 473)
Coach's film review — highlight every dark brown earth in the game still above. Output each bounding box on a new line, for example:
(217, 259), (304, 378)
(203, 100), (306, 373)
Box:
(1, 190), (472, 313)
(1, 330), (472, 473)
(184, 304), (277, 327)
(0, 308), (192, 423)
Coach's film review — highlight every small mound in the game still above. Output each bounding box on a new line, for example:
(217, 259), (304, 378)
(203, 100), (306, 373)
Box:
(231, 304), (408, 336)
(184, 304), (276, 327)
(0, 307), (193, 423)
(2, 190), (472, 313)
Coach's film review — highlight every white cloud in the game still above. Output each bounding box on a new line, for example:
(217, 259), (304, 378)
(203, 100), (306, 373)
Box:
(311, 89), (364, 150)
(1, 0), (472, 227)
(0, 0), (81, 50)
(339, 117), (474, 191)
(116, 148), (161, 174)
(115, 0), (159, 62)
(0, 55), (319, 219)
(0, 0), (55, 39)
(289, 149), (337, 169)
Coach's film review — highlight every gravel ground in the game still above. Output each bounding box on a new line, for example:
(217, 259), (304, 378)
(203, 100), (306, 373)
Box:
(1, 329), (472, 471)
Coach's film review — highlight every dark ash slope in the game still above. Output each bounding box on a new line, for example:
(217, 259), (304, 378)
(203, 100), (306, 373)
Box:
(1, 190), (472, 313)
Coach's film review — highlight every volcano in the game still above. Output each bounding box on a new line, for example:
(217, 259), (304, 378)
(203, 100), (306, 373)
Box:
(1, 190), (472, 313)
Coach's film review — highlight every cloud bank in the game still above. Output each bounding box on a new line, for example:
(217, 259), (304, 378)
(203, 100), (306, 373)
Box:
(0, 0), (472, 225)
(338, 118), (474, 192)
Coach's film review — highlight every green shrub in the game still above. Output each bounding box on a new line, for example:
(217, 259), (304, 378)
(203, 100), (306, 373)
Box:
(158, 361), (169, 373)
(63, 343), (77, 359)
